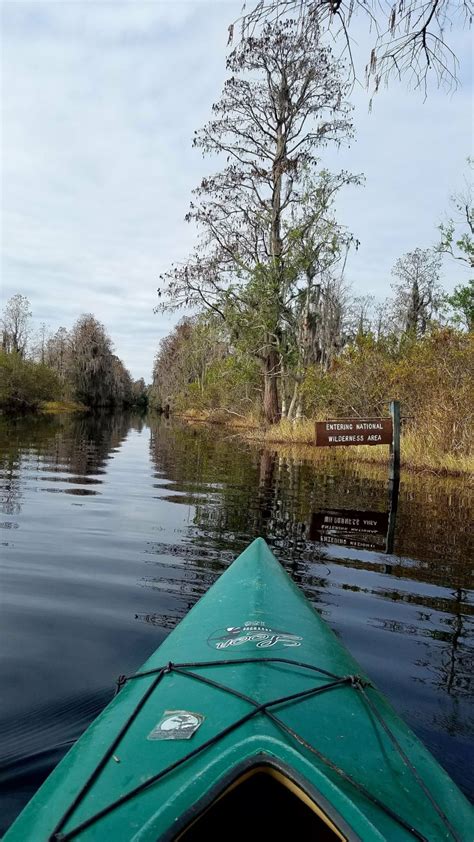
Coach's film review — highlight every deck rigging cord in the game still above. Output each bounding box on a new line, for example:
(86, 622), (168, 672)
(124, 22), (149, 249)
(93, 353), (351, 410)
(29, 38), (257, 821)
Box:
(49, 656), (459, 842)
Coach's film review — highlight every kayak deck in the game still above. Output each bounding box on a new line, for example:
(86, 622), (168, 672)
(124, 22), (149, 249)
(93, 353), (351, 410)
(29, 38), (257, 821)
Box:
(5, 538), (473, 841)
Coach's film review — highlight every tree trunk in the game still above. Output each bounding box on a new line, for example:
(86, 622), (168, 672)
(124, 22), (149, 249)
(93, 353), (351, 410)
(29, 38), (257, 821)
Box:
(263, 86), (286, 427)
(406, 278), (420, 334)
(280, 361), (287, 418)
(263, 349), (280, 424)
(287, 381), (299, 421)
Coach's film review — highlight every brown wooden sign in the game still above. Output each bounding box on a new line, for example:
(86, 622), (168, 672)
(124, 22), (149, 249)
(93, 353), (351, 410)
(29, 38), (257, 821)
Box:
(315, 418), (392, 447)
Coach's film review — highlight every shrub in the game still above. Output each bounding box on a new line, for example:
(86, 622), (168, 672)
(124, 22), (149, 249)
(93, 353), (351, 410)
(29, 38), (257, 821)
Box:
(0, 352), (61, 412)
(300, 329), (473, 457)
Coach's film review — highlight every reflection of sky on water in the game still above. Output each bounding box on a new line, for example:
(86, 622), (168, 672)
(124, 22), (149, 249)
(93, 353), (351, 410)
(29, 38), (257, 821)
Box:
(0, 412), (472, 832)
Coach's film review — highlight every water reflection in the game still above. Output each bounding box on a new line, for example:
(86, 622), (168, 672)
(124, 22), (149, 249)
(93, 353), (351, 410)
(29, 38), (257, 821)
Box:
(0, 412), (472, 834)
(0, 412), (133, 516)
(308, 472), (400, 554)
(147, 418), (473, 795)
(309, 507), (390, 550)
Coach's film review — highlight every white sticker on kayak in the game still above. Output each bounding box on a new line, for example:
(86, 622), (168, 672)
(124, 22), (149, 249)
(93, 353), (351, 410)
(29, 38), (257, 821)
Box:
(147, 710), (204, 741)
(208, 620), (303, 650)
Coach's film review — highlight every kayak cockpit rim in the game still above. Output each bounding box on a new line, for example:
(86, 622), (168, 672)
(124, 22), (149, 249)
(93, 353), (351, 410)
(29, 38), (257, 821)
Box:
(166, 755), (360, 842)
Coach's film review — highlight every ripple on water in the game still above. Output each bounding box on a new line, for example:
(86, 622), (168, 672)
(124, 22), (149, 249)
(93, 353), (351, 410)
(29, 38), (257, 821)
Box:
(0, 413), (472, 835)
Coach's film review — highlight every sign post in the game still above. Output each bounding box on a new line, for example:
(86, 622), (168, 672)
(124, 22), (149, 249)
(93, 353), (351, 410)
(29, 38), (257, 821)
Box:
(385, 472), (400, 555)
(386, 399), (401, 553)
(389, 400), (401, 482)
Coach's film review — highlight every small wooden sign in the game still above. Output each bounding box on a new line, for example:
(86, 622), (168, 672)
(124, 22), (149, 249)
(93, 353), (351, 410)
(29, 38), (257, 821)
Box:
(315, 418), (392, 447)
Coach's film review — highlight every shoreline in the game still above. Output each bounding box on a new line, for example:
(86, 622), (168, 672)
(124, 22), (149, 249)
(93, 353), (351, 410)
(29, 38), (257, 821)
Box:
(40, 400), (88, 414)
(170, 410), (474, 479)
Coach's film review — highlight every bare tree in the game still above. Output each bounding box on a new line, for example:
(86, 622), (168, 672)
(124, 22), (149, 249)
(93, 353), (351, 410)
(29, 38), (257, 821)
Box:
(235, 0), (472, 96)
(280, 182), (357, 418)
(1, 294), (32, 357)
(286, 272), (350, 418)
(45, 326), (70, 379)
(373, 298), (394, 341)
(32, 322), (50, 365)
(158, 18), (356, 423)
(349, 294), (376, 337)
(391, 247), (443, 335)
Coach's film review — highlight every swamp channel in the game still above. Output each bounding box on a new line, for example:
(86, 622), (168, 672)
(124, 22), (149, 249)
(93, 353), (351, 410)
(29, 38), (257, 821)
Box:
(0, 411), (472, 831)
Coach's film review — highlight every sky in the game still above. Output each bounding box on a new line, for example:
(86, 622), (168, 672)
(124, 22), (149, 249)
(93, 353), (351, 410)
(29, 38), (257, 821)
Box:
(1, 1), (472, 381)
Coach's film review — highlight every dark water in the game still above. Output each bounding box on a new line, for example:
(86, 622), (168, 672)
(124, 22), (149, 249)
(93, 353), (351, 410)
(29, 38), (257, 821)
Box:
(0, 412), (472, 832)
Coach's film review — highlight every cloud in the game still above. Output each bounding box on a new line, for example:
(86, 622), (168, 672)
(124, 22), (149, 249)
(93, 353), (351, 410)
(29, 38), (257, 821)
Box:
(1, 1), (236, 378)
(1, 3), (472, 379)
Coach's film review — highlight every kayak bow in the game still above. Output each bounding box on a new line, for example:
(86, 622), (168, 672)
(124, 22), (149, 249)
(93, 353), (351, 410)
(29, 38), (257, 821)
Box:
(5, 538), (472, 841)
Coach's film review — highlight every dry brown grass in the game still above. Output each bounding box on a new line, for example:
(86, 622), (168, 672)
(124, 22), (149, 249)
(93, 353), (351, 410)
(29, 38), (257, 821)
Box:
(180, 408), (260, 429)
(41, 400), (87, 414)
(179, 413), (473, 477)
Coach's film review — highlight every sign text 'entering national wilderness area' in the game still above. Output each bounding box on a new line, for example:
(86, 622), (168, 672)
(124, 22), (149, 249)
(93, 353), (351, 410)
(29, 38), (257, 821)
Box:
(314, 401), (401, 484)
(315, 418), (393, 447)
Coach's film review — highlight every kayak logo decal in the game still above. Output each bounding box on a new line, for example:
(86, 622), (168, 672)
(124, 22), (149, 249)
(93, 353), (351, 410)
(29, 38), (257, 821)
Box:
(208, 620), (303, 650)
(147, 710), (204, 741)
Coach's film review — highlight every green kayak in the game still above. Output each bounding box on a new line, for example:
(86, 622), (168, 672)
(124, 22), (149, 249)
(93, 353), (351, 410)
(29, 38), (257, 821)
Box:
(5, 538), (472, 841)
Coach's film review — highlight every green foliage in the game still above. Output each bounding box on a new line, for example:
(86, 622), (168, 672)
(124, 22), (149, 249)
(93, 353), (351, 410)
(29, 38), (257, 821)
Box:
(437, 159), (474, 269)
(153, 314), (261, 416)
(171, 354), (261, 416)
(1, 298), (137, 412)
(130, 378), (148, 410)
(439, 219), (474, 267)
(0, 351), (61, 413)
(437, 160), (473, 334)
(200, 356), (261, 413)
(154, 296), (472, 457)
(301, 335), (396, 417)
(445, 280), (474, 332)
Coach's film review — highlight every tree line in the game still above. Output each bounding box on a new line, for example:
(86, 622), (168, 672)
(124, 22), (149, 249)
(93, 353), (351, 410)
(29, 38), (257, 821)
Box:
(0, 298), (148, 413)
(153, 16), (472, 447)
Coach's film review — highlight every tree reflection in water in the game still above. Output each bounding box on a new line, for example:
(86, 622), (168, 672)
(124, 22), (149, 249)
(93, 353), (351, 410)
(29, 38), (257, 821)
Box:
(0, 412), (472, 818)
(147, 417), (473, 780)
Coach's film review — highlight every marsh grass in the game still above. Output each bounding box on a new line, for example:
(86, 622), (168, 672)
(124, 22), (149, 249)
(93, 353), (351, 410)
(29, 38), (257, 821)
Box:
(252, 422), (473, 476)
(41, 400), (87, 413)
(179, 412), (473, 477)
